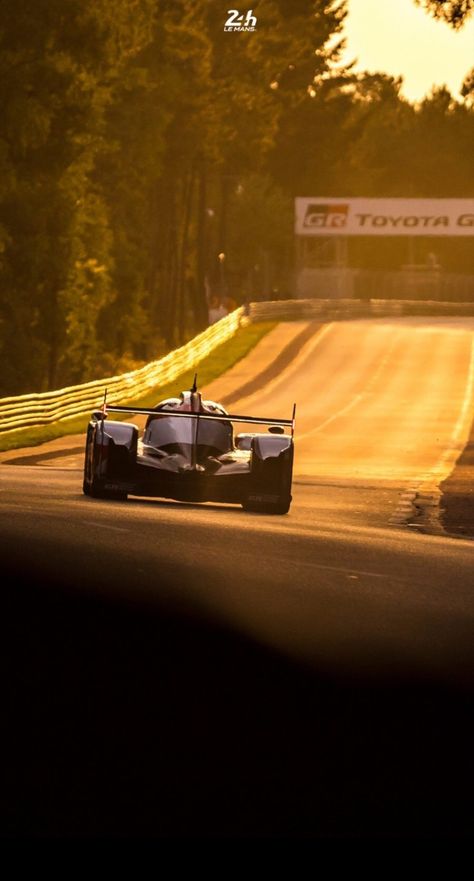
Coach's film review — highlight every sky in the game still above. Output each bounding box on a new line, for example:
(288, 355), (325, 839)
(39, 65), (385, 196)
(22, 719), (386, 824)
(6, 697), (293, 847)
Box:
(339, 0), (474, 102)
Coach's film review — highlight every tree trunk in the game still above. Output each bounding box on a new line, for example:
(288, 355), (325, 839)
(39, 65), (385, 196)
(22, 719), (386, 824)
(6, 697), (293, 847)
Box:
(176, 164), (196, 342)
(195, 160), (210, 329)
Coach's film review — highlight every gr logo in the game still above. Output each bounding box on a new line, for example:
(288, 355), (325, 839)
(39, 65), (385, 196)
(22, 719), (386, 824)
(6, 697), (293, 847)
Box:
(303, 204), (349, 229)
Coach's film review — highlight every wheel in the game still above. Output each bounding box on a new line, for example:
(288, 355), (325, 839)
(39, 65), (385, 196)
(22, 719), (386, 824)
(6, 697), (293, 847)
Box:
(243, 453), (293, 514)
(83, 427), (127, 501)
(242, 492), (291, 515)
(82, 427), (95, 496)
(89, 484), (128, 501)
(244, 440), (293, 514)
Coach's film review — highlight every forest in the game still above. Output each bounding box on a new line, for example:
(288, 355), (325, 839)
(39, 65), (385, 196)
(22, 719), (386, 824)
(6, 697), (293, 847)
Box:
(0, 0), (473, 395)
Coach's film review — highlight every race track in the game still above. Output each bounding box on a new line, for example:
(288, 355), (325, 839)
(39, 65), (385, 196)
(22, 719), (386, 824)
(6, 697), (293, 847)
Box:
(2, 316), (473, 838)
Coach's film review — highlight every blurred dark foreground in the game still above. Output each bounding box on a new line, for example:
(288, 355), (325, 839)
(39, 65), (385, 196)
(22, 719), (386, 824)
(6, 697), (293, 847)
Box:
(1, 553), (471, 839)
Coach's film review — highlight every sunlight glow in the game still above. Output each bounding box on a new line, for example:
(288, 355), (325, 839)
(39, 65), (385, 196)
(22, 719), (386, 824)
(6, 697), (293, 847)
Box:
(340, 0), (474, 102)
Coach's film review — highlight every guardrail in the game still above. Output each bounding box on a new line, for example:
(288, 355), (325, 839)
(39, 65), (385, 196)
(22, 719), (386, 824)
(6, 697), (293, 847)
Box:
(2, 297), (474, 435)
(0, 307), (245, 434)
(247, 298), (474, 322)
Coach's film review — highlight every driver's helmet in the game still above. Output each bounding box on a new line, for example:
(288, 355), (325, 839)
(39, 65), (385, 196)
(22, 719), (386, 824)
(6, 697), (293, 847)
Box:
(144, 397), (181, 431)
(144, 391), (232, 453)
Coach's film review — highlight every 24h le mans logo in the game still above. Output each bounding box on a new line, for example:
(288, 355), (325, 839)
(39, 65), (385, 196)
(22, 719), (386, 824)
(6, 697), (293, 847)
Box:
(224, 9), (257, 31)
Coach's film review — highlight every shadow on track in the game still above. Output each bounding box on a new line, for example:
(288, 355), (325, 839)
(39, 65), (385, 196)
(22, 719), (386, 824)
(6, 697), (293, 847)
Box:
(1, 542), (471, 839)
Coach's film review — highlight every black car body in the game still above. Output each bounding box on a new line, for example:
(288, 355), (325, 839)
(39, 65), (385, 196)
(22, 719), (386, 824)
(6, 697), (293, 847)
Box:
(83, 382), (295, 514)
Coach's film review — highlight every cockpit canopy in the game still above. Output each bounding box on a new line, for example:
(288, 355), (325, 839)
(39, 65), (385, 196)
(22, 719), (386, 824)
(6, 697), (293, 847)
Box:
(143, 397), (233, 456)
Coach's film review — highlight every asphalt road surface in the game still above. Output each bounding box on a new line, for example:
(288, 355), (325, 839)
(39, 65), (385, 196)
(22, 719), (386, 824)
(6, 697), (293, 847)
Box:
(1, 318), (473, 838)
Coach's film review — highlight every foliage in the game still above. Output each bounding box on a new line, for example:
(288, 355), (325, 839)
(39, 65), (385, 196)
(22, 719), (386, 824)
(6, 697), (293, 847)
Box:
(0, 320), (276, 451)
(0, 0), (473, 396)
(414, 0), (474, 28)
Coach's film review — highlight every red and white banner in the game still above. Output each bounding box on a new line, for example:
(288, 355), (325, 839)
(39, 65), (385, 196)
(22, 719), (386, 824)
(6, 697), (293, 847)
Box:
(295, 198), (474, 236)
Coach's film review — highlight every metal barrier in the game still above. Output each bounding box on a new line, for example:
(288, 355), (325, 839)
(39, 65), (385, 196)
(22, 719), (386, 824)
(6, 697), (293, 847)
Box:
(247, 298), (474, 322)
(0, 307), (246, 434)
(247, 299), (368, 322)
(2, 298), (474, 435)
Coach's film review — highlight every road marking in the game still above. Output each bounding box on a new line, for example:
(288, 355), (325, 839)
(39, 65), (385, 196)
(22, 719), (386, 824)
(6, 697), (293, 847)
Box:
(296, 332), (400, 441)
(297, 394), (364, 440)
(429, 337), (474, 484)
(294, 558), (395, 581)
(236, 322), (335, 406)
(84, 520), (131, 533)
(390, 336), (474, 532)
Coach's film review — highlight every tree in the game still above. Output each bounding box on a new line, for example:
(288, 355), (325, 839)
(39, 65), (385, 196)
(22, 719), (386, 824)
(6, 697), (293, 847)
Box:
(2, 0), (473, 396)
(414, 0), (474, 28)
(0, 0), (156, 392)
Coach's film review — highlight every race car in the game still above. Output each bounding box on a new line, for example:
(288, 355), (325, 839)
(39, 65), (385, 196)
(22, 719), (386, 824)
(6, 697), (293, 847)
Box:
(83, 377), (295, 514)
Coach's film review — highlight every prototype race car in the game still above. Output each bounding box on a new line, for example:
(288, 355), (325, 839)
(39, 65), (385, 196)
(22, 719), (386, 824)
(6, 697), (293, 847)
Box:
(83, 377), (295, 514)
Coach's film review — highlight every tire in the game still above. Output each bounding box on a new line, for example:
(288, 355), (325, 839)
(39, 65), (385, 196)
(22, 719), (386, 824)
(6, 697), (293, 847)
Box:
(83, 427), (127, 501)
(242, 492), (291, 515)
(243, 451), (293, 514)
(82, 427), (94, 497)
(89, 484), (127, 501)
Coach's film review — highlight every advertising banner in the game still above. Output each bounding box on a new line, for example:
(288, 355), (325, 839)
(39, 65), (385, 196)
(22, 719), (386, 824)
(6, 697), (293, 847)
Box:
(295, 198), (474, 236)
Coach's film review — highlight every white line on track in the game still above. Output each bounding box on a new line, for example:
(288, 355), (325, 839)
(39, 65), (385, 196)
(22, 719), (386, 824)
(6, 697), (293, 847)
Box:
(428, 337), (474, 485)
(296, 394), (365, 440)
(295, 331), (400, 442)
(390, 336), (474, 531)
(84, 520), (131, 533)
(292, 559), (388, 580)
(239, 322), (335, 404)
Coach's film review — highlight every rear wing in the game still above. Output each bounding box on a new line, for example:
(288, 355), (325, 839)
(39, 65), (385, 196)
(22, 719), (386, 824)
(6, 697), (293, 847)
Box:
(95, 402), (296, 436)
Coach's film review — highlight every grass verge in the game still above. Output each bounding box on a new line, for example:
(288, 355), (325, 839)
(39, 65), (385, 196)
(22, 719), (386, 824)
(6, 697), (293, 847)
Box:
(0, 321), (276, 452)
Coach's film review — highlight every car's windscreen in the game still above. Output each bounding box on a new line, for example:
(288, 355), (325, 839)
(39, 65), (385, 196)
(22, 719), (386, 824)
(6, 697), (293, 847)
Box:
(144, 415), (232, 453)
